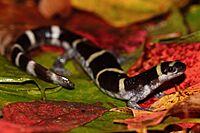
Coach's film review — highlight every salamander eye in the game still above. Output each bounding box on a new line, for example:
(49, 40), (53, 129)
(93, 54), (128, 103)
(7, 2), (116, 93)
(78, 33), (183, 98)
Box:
(168, 66), (177, 73)
(168, 67), (173, 72)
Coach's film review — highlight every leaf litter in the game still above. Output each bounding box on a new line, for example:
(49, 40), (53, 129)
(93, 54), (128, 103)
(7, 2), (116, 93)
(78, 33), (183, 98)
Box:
(0, 1), (200, 132)
(113, 93), (200, 132)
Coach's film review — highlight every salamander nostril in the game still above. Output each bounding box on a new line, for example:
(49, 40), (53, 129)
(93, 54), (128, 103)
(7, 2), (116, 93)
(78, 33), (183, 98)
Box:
(179, 63), (186, 72)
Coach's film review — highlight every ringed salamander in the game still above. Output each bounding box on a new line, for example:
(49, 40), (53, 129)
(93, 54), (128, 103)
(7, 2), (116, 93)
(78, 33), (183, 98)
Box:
(9, 25), (186, 110)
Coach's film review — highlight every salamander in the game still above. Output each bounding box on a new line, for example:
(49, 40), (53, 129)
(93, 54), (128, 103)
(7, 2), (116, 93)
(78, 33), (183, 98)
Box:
(9, 25), (186, 110)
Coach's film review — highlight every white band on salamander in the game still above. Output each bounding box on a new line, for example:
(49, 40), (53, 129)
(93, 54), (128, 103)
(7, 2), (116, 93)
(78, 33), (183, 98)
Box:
(86, 50), (106, 65)
(119, 78), (126, 94)
(95, 68), (125, 86)
(15, 52), (23, 67)
(156, 64), (162, 76)
(26, 60), (37, 76)
(51, 26), (62, 45)
(25, 30), (36, 46)
(72, 38), (87, 49)
(12, 44), (24, 52)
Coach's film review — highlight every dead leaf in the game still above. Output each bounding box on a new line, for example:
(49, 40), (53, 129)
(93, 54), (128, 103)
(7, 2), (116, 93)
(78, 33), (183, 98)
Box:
(0, 2), (60, 26)
(151, 85), (200, 111)
(110, 107), (133, 114)
(191, 124), (200, 133)
(114, 93), (200, 131)
(114, 109), (167, 131)
(167, 93), (200, 118)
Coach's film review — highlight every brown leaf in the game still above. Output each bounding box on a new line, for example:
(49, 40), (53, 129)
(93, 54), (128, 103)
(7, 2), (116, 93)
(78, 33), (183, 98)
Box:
(151, 84), (200, 111)
(167, 93), (200, 118)
(114, 108), (167, 130)
(38, 0), (72, 18)
(191, 124), (200, 133)
(2, 101), (107, 132)
(0, 2), (59, 26)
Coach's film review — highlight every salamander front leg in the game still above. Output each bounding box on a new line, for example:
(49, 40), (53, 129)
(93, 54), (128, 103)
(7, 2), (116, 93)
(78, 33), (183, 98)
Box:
(51, 51), (75, 76)
(127, 97), (153, 111)
(154, 91), (165, 98)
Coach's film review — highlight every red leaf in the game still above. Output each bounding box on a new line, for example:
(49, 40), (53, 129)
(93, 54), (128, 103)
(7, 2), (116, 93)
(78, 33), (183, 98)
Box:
(2, 101), (107, 132)
(177, 123), (196, 129)
(64, 11), (147, 53)
(0, 120), (32, 133)
(191, 124), (200, 133)
(129, 43), (200, 89)
(128, 43), (200, 108)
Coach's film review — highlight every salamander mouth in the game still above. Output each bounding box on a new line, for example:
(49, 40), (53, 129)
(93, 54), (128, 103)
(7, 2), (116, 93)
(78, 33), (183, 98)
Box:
(168, 71), (185, 80)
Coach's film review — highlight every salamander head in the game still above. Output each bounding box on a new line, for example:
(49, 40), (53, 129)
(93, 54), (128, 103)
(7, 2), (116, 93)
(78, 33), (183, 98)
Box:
(156, 60), (186, 83)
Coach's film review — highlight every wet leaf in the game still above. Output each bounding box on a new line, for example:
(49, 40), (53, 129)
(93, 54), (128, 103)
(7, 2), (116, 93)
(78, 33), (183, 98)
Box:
(0, 55), (63, 106)
(71, 0), (173, 27)
(2, 100), (107, 132)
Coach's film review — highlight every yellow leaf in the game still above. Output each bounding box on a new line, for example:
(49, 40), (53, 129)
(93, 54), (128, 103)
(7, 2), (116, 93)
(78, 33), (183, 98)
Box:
(71, 0), (173, 27)
(151, 84), (200, 111)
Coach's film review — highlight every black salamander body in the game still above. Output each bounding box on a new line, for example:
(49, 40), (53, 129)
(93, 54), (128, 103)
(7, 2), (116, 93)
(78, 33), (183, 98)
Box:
(10, 25), (186, 110)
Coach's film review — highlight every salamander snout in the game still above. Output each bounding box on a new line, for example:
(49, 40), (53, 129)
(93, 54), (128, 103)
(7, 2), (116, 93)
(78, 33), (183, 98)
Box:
(172, 61), (186, 73)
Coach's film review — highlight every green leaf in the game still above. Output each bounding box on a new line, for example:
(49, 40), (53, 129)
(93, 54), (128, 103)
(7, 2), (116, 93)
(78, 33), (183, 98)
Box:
(0, 50), (139, 132)
(0, 55), (57, 88)
(186, 5), (200, 32)
(46, 60), (126, 108)
(0, 54), (64, 106)
(0, 51), (128, 107)
(0, 50), (130, 107)
(147, 7), (187, 42)
(69, 112), (131, 133)
(159, 30), (200, 44)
